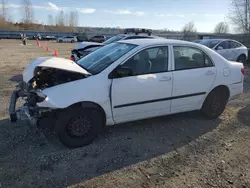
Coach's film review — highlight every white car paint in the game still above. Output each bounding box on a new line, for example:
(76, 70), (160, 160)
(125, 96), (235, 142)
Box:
(23, 57), (90, 82)
(23, 39), (244, 126)
(211, 39), (248, 61)
(75, 41), (103, 50)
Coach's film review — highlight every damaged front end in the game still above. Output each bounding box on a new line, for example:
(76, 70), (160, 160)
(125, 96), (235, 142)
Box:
(9, 81), (49, 125)
(9, 66), (87, 125)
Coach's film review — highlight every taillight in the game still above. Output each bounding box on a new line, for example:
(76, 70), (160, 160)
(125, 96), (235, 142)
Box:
(241, 66), (246, 75)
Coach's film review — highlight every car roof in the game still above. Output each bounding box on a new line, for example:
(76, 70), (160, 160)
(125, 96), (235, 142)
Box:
(199, 39), (227, 42)
(118, 38), (203, 47)
(116, 33), (159, 38)
(198, 38), (244, 44)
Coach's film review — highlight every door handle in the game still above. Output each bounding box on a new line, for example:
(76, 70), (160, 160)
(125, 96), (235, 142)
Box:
(205, 70), (215, 75)
(159, 76), (171, 81)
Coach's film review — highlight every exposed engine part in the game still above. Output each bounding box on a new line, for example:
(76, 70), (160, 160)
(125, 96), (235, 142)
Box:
(30, 67), (87, 90)
(15, 82), (47, 106)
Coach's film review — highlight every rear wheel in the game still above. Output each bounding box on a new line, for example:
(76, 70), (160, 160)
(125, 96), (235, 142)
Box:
(237, 54), (246, 64)
(56, 107), (104, 148)
(201, 87), (229, 119)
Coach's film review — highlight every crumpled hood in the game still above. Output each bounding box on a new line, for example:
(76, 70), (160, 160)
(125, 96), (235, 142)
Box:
(23, 57), (90, 82)
(75, 41), (103, 50)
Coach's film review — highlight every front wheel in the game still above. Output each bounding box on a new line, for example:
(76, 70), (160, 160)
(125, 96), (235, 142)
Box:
(59, 40), (63, 43)
(71, 40), (75, 43)
(56, 107), (104, 148)
(201, 88), (229, 119)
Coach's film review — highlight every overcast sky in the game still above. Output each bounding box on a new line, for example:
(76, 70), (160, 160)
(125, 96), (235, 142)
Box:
(5, 0), (231, 32)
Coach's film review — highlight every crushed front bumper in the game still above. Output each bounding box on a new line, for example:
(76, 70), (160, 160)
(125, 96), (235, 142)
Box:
(9, 89), (37, 125)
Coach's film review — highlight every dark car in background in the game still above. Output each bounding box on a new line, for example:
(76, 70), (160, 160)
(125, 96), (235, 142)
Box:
(88, 35), (106, 43)
(71, 28), (162, 62)
(41, 35), (56, 41)
(33, 33), (42, 40)
(76, 34), (88, 42)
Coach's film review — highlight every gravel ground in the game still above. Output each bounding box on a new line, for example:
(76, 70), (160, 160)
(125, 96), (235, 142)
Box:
(0, 39), (250, 188)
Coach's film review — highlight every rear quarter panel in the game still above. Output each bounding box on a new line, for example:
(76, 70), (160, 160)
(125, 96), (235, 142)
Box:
(205, 46), (244, 98)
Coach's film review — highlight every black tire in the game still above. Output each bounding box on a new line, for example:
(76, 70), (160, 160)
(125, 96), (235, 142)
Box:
(59, 40), (63, 43)
(71, 40), (74, 43)
(55, 106), (104, 148)
(201, 88), (229, 119)
(237, 54), (246, 64)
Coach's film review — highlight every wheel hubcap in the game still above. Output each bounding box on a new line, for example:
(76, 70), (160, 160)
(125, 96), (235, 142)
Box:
(239, 57), (246, 63)
(67, 116), (92, 137)
(211, 96), (221, 111)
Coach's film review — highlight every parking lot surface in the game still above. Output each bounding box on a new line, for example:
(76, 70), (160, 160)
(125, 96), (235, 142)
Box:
(0, 39), (250, 188)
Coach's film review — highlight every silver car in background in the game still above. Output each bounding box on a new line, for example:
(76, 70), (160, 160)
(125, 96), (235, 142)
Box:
(195, 39), (248, 63)
(57, 36), (78, 43)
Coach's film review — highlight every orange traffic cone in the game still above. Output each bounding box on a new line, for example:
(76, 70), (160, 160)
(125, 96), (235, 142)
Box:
(41, 44), (44, 48)
(53, 49), (58, 56)
(46, 46), (49, 52)
(69, 55), (72, 60)
(36, 39), (39, 46)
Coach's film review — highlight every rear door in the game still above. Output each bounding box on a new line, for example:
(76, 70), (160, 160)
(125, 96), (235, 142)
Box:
(228, 40), (243, 61)
(63, 37), (68, 42)
(171, 45), (216, 113)
(67, 37), (71, 42)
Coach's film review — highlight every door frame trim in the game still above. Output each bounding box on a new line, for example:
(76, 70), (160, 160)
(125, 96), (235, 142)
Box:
(114, 92), (206, 108)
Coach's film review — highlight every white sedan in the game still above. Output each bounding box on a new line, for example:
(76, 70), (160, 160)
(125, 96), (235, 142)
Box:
(196, 39), (248, 63)
(9, 39), (245, 148)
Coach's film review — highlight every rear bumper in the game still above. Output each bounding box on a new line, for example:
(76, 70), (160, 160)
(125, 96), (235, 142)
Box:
(228, 82), (243, 100)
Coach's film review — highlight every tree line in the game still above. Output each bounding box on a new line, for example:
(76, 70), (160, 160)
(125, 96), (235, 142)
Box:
(0, 0), (78, 32)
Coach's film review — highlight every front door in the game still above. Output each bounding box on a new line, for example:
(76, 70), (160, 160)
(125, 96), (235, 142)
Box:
(171, 46), (216, 113)
(111, 46), (173, 123)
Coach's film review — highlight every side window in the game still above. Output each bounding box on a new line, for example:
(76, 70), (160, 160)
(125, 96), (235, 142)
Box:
(217, 41), (229, 50)
(121, 46), (169, 75)
(173, 46), (213, 71)
(229, 41), (241, 49)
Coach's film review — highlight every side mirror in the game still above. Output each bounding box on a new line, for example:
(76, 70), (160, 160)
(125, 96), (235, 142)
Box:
(217, 46), (223, 50)
(109, 66), (133, 79)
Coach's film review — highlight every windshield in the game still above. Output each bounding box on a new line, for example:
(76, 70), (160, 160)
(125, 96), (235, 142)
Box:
(77, 42), (137, 74)
(103, 35), (126, 45)
(198, 39), (221, 48)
